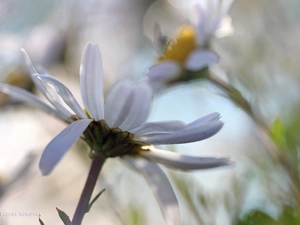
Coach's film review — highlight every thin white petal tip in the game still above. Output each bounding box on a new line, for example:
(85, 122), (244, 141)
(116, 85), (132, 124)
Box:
(21, 48), (37, 74)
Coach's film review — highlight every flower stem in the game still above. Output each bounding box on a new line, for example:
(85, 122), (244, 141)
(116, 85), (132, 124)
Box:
(72, 155), (106, 225)
(208, 73), (253, 118)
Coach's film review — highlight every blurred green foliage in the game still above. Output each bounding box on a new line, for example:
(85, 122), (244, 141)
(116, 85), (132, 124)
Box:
(270, 117), (286, 150)
(235, 206), (300, 225)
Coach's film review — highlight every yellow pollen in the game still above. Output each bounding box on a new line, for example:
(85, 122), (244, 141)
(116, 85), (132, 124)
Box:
(141, 145), (154, 151)
(158, 25), (197, 65)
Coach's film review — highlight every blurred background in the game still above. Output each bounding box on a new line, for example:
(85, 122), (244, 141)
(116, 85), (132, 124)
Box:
(1, 0), (300, 224)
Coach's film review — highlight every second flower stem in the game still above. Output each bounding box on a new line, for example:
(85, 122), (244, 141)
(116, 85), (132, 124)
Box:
(208, 73), (300, 210)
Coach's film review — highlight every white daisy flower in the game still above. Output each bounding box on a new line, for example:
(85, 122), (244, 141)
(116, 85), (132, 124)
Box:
(0, 43), (230, 225)
(147, 0), (234, 89)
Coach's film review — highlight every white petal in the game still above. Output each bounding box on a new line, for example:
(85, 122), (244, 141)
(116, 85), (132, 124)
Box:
(185, 50), (219, 71)
(140, 148), (231, 170)
(21, 48), (37, 74)
(35, 74), (87, 119)
(22, 50), (70, 120)
(186, 112), (220, 128)
(39, 119), (91, 176)
(122, 156), (181, 225)
(119, 82), (152, 131)
(21, 50), (71, 119)
(0, 83), (69, 121)
(193, 4), (209, 46)
(32, 74), (73, 120)
(105, 80), (152, 131)
(140, 121), (223, 145)
(130, 121), (186, 136)
(80, 43), (104, 120)
(104, 80), (133, 128)
(146, 61), (181, 89)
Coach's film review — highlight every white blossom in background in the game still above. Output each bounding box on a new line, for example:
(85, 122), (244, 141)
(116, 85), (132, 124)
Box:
(191, 0), (235, 46)
(0, 43), (231, 225)
(146, 0), (234, 89)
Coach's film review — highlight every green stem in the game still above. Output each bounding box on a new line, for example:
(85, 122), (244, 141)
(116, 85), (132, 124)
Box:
(72, 155), (106, 225)
(208, 74), (253, 119)
(207, 73), (300, 210)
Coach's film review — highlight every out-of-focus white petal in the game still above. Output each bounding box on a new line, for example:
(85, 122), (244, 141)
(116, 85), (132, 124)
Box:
(122, 156), (181, 225)
(193, 0), (234, 46)
(215, 16), (234, 38)
(131, 121), (186, 136)
(0, 83), (69, 121)
(185, 50), (219, 71)
(32, 74), (72, 120)
(39, 119), (91, 176)
(21, 48), (37, 74)
(186, 112), (220, 128)
(80, 43), (104, 120)
(193, 4), (208, 46)
(146, 61), (181, 89)
(139, 121), (223, 144)
(140, 148), (231, 170)
(34, 74), (87, 119)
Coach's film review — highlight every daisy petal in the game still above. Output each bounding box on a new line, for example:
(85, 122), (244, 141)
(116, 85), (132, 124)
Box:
(146, 61), (181, 89)
(80, 43), (104, 120)
(185, 50), (219, 71)
(35, 74), (87, 119)
(39, 119), (91, 176)
(119, 82), (152, 131)
(21, 48), (37, 74)
(0, 83), (69, 121)
(104, 80), (133, 128)
(122, 156), (181, 225)
(140, 121), (223, 145)
(130, 121), (186, 136)
(105, 81), (152, 131)
(140, 148), (231, 170)
(186, 112), (220, 128)
(32, 74), (72, 120)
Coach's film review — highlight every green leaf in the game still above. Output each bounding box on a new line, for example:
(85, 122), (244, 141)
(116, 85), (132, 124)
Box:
(56, 207), (72, 225)
(88, 188), (106, 212)
(38, 216), (45, 225)
(269, 117), (286, 149)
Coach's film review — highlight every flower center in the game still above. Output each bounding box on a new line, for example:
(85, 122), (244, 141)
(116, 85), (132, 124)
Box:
(82, 120), (148, 158)
(158, 25), (197, 65)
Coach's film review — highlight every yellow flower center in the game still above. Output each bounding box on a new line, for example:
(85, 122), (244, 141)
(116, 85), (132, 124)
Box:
(158, 25), (197, 65)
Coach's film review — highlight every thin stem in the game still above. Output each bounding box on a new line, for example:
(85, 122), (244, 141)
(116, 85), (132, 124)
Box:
(72, 155), (106, 225)
(207, 73), (300, 210)
(208, 74), (254, 118)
